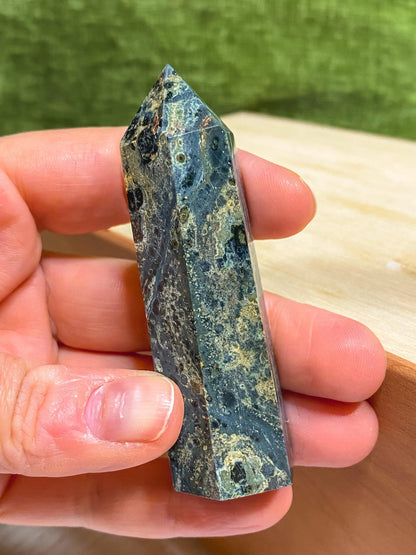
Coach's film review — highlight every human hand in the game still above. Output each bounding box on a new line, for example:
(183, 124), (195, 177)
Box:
(0, 129), (386, 537)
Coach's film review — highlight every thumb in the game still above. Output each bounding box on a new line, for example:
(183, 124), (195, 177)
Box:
(0, 354), (183, 476)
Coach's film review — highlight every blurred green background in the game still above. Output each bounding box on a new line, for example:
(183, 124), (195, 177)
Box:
(1, 0), (415, 139)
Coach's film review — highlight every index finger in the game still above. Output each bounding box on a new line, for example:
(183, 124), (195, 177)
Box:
(0, 128), (315, 237)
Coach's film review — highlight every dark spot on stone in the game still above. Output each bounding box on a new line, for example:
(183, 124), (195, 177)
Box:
(142, 111), (154, 126)
(225, 223), (247, 258)
(211, 136), (219, 150)
(170, 237), (179, 249)
(199, 260), (210, 273)
(176, 153), (186, 163)
(188, 347), (198, 362)
(231, 461), (246, 483)
(261, 462), (275, 477)
(137, 127), (158, 164)
(181, 167), (196, 189)
(127, 187), (143, 211)
(123, 113), (140, 143)
(152, 299), (159, 315)
(211, 419), (219, 429)
(223, 391), (235, 408)
(153, 78), (163, 95)
(179, 206), (190, 223)
(210, 170), (219, 183)
(215, 324), (224, 334)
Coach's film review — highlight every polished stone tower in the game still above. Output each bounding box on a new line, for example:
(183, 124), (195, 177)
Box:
(120, 65), (291, 500)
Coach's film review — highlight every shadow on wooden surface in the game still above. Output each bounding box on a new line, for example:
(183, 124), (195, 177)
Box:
(41, 230), (136, 261)
(0, 525), (208, 555)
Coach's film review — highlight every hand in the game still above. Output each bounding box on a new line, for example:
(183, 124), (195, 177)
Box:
(0, 129), (386, 537)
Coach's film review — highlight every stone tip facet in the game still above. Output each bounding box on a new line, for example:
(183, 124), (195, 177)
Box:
(121, 65), (223, 148)
(160, 64), (177, 79)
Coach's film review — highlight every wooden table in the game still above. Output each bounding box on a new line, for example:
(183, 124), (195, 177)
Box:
(6, 113), (415, 555)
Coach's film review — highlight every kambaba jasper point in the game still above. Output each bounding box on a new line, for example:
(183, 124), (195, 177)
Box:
(120, 65), (291, 500)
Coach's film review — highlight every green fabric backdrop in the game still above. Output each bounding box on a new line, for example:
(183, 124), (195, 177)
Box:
(1, 0), (415, 139)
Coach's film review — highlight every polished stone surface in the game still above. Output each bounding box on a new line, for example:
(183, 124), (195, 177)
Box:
(120, 65), (291, 500)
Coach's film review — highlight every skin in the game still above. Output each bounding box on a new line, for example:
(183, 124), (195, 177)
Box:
(0, 128), (386, 537)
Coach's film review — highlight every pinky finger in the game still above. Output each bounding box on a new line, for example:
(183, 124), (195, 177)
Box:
(285, 392), (379, 467)
(0, 461), (293, 538)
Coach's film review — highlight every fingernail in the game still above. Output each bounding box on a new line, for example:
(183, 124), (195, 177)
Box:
(85, 375), (174, 443)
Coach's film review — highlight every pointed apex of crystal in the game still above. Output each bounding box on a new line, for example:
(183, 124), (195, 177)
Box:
(160, 63), (177, 79)
(121, 66), (223, 154)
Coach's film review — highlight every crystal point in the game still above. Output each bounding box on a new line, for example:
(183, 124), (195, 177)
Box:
(120, 66), (291, 500)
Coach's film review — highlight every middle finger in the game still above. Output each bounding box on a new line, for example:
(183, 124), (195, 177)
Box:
(43, 256), (385, 402)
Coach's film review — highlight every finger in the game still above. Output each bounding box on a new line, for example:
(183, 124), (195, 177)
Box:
(0, 354), (183, 476)
(42, 256), (386, 401)
(0, 130), (314, 238)
(266, 293), (387, 402)
(284, 392), (378, 467)
(41, 255), (149, 352)
(0, 394), (376, 536)
(0, 171), (41, 301)
(0, 267), (56, 364)
(0, 128), (128, 234)
(54, 354), (380, 467)
(0, 460), (293, 537)
(238, 149), (316, 239)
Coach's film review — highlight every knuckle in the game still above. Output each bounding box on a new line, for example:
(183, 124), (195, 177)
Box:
(0, 355), (52, 473)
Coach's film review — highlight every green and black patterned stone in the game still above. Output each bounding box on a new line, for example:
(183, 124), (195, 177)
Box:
(120, 65), (291, 500)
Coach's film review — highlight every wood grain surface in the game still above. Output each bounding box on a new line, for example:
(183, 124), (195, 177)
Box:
(10, 113), (414, 554)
